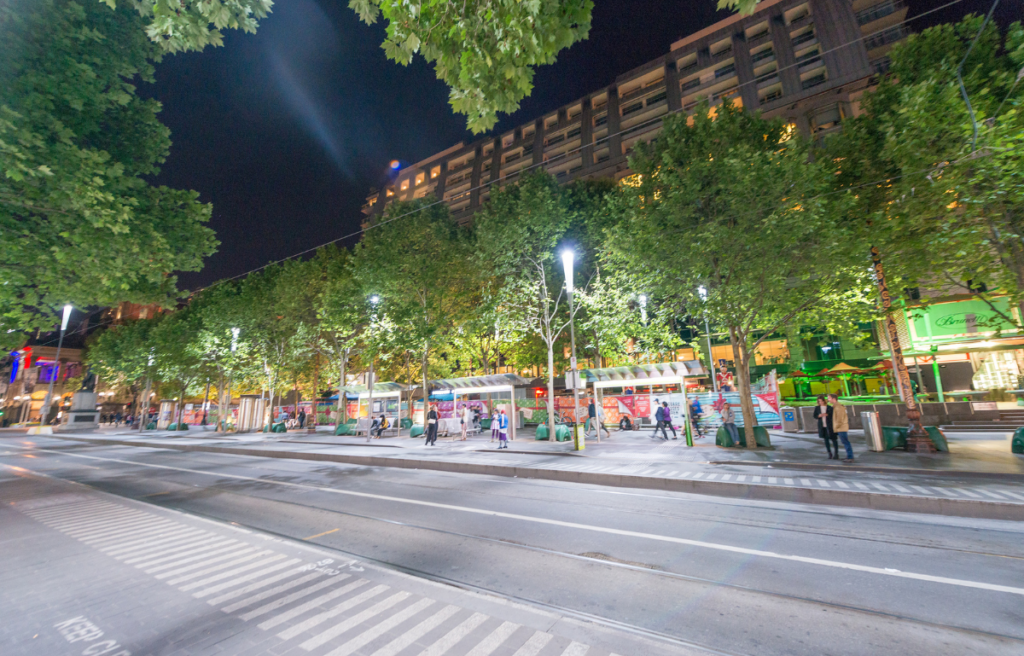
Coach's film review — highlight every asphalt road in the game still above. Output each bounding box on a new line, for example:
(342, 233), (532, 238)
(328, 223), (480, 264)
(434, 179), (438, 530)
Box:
(3, 435), (1023, 656)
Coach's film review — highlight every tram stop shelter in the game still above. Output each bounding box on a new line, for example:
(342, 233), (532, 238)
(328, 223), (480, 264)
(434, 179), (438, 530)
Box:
(429, 373), (534, 441)
(581, 361), (707, 446)
(338, 382), (409, 437)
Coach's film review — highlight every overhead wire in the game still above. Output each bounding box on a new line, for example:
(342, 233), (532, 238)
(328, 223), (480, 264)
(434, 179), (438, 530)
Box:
(18, 0), (975, 350)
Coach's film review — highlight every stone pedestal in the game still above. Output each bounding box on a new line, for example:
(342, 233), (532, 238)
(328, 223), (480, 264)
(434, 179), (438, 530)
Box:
(62, 391), (99, 430)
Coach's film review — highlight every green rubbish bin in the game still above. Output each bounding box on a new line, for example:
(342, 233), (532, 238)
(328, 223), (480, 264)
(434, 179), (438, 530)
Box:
(146, 421), (157, 430)
(334, 419), (357, 436)
(480, 418), (492, 429)
(715, 425), (770, 447)
(1013, 427), (1024, 454)
(272, 422), (287, 433)
(555, 425), (573, 442)
(400, 418), (413, 429)
(881, 426), (948, 452)
(410, 424), (424, 438)
(535, 424), (550, 440)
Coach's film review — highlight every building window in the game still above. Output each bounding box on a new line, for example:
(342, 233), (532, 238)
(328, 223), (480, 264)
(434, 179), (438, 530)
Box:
(430, 166), (440, 179)
(400, 179), (410, 191)
(415, 172), (425, 186)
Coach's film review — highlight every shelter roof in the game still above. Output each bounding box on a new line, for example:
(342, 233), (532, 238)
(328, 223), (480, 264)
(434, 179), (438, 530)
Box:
(581, 361), (706, 383)
(429, 373), (535, 391)
(827, 362), (862, 373)
(338, 382), (408, 394)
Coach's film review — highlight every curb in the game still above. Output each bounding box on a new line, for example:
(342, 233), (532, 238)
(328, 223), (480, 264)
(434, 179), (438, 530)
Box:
(45, 434), (1024, 521)
(707, 459), (1024, 482)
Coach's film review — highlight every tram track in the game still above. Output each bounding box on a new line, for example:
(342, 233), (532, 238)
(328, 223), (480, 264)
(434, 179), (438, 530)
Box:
(13, 448), (1024, 650)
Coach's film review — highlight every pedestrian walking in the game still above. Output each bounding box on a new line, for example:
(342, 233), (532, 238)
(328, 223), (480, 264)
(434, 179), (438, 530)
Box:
(652, 403), (669, 440)
(496, 408), (509, 448)
(689, 398), (704, 438)
(588, 398), (610, 440)
(425, 405), (438, 446)
(460, 404), (471, 440)
(721, 401), (740, 445)
(828, 394), (854, 461)
(491, 409), (500, 442)
(114, 411), (123, 427)
(298, 409), (306, 429)
(813, 395), (838, 459)
(661, 402), (677, 439)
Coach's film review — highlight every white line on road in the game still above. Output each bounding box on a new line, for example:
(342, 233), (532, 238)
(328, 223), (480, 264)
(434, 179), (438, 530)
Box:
(241, 575), (352, 622)
(276, 583), (388, 639)
(300, 591), (411, 650)
(510, 631), (554, 656)
(367, 604), (461, 656)
(215, 570), (321, 610)
(22, 448), (1024, 597)
(418, 612), (489, 656)
(463, 620), (520, 656)
(324, 597), (437, 656)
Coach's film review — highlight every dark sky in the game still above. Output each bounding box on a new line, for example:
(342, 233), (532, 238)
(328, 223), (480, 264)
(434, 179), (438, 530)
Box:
(153, 0), (1013, 290)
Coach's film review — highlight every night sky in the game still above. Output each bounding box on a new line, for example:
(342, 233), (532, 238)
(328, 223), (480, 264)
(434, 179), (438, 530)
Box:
(152, 0), (1013, 290)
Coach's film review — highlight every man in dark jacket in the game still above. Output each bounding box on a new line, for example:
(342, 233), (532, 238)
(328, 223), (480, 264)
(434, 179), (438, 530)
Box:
(425, 405), (438, 446)
(652, 404), (669, 440)
(298, 409), (306, 428)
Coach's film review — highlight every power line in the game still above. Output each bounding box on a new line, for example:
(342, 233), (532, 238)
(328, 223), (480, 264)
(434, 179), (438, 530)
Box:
(17, 0), (975, 349)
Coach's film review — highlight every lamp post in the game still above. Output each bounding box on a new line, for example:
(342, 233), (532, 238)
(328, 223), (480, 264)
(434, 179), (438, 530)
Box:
(366, 295), (380, 440)
(40, 305), (73, 427)
(698, 286), (717, 393)
(561, 250), (582, 448)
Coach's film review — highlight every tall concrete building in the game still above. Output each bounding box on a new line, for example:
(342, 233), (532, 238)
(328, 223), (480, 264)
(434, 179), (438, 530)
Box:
(363, 0), (908, 223)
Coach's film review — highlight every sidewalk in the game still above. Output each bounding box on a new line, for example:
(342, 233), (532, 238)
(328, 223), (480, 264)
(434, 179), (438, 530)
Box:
(9, 424), (1024, 520)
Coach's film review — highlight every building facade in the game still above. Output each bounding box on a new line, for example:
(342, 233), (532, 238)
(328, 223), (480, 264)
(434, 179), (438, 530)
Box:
(364, 0), (908, 223)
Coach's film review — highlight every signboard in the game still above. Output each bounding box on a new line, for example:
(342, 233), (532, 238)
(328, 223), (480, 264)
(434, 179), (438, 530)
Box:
(907, 298), (1021, 347)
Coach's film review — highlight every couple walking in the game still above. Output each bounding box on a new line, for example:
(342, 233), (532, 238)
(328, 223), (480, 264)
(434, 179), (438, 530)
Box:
(651, 401), (676, 440)
(813, 394), (854, 461)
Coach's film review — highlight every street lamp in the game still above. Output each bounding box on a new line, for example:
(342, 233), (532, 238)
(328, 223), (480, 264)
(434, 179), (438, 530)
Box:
(231, 327), (240, 352)
(366, 295), (380, 440)
(40, 304), (72, 427)
(698, 286), (717, 392)
(561, 250), (582, 447)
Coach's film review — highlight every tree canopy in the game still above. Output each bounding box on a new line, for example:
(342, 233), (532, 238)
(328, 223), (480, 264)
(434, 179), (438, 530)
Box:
(0, 0), (217, 349)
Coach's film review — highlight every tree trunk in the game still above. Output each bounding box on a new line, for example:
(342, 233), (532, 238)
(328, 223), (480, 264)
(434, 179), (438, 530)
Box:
(546, 342), (557, 439)
(420, 342), (430, 427)
(337, 349), (348, 425)
(219, 370), (229, 431)
(177, 384), (186, 428)
(728, 326), (758, 448)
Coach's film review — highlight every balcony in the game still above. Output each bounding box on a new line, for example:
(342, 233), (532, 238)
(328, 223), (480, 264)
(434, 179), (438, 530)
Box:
(857, 0), (905, 26)
(681, 78), (701, 92)
(621, 101), (645, 116)
(760, 89), (783, 103)
(792, 31), (817, 48)
(751, 48), (775, 64)
(801, 73), (827, 90)
(715, 63), (736, 79)
(864, 25), (907, 51)
(756, 72), (779, 88)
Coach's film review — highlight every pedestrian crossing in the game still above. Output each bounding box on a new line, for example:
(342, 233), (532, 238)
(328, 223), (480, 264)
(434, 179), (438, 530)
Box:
(19, 497), (627, 656)
(450, 454), (1024, 504)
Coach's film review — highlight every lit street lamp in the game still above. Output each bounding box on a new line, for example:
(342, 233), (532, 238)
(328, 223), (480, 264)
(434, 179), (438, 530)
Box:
(698, 286), (717, 393)
(40, 304), (72, 427)
(366, 295), (380, 441)
(561, 250), (582, 448)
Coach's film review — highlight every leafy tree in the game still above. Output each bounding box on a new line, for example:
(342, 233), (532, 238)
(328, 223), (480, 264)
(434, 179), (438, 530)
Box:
(316, 249), (365, 424)
(151, 309), (205, 427)
(825, 17), (1024, 322)
(86, 317), (159, 417)
(351, 200), (473, 424)
(476, 172), (590, 432)
(0, 0), (217, 348)
(609, 101), (871, 446)
(107, 0), (760, 133)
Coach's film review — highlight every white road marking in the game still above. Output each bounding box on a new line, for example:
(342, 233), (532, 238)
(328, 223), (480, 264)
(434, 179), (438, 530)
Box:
(721, 474), (732, 481)
(977, 490), (1006, 500)
(180, 554), (289, 592)
(25, 447), (1024, 597)
(800, 479), (812, 486)
(418, 612), (489, 656)
(300, 591), (411, 650)
(890, 484), (911, 493)
(193, 557), (300, 598)
(145, 541), (243, 573)
(161, 548), (261, 582)
(463, 620), (520, 656)
(367, 604), (461, 656)
(910, 485), (931, 495)
(679, 471), (693, 478)
(1000, 490), (1024, 501)
(706, 474), (718, 480)
(853, 482), (869, 491)
(215, 571), (322, 610)
(511, 631), (554, 656)
(816, 480), (829, 488)
(935, 487), (958, 497)
(128, 536), (231, 567)
(242, 575), (354, 622)
(693, 472), (705, 479)
(323, 597), (436, 656)
(89, 523), (192, 549)
(870, 483), (889, 492)
(784, 478), (794, 485)
(736, 475), (746, 482)
(954, 488), (983, 499)
(560, 641), (590, 656)
(835, 481), (849, 489)
(768, 477), (777, 484)
(275, 583), (388, 639)
(113, 532), (215, 561)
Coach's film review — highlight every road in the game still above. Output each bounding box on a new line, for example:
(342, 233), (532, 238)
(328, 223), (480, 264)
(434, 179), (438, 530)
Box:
(2, 435), (1023, 656)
